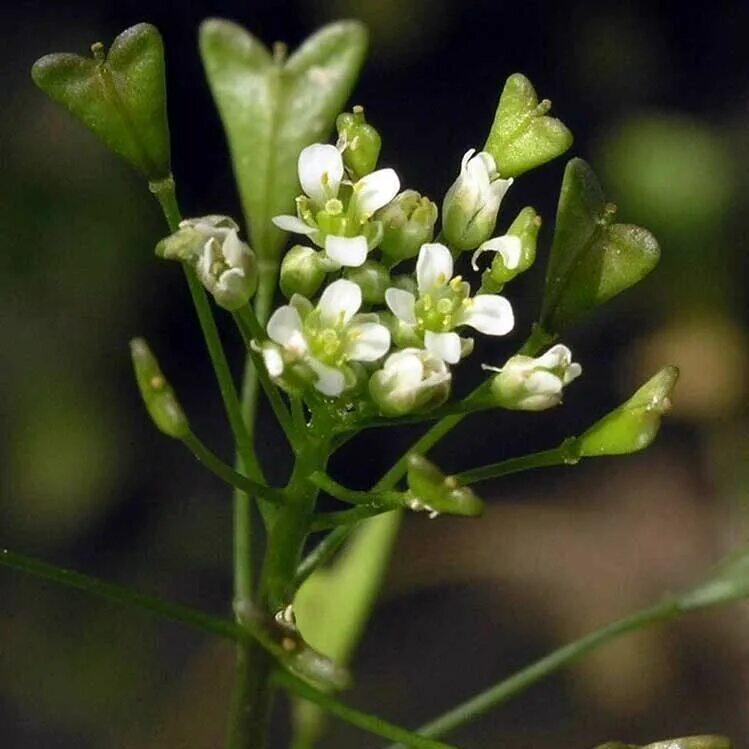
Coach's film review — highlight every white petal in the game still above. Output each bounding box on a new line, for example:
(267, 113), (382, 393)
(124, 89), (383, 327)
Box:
(564, 362), (583, 385)
(346, 322), (391, 361)
(324, 234), (368, 267)
(298, 144), (343, 205)
(384, 287), (417, 325)
(317, 279), (361, 326)
(535, 344), (572, 370)
(272, 215), (316, 235)
(267, 305), (305, 347)
(307, 357), (346, 397)
(354, 168), (401, 217)
(424, 331), (462, 364)
(416, 243), (453, 293)
(385, 350), (425, 389)
(221, 229), (248, 266)
(526, 370), (564, 396)
(460, 295), (514, 336)
(262, 346), (284, 378)
(472, 235), (523, 271)
(459, 148), (476, 175)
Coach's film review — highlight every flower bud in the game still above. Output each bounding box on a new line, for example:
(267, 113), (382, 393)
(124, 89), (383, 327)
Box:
(580, 366), (678, 457)
(488, 344), (581, 411)
(344, 260), (391, 304)
(442, 149), (513, 252)
(336, 105), (381, 178)
(369, 348), (451, 417)
(595, 737), (733, 749)
(472, 207), (541, 292)
(280, 245), (327, 298)
(377, 190), (438, 264)
(406, 454), (483, 518)
(157, 215), (257, 310)
(130, 338), (189, 439)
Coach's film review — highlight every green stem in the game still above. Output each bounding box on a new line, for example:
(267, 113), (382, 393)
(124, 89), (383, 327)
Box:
(311, 505), (389, 531)
(454, 438), (579, 486)
(310, 472), (405, 508)
(274, 671), (456, 749)
(182, 432), (284, 503)
(385, 599), (681, 746)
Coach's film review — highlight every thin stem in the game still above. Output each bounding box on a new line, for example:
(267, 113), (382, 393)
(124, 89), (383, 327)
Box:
(454, 439), (579, 486)
(291, 396), (307, 433)
(385, 599), (681, 746)
(233, 306), (297, 445)
(310, 472), (405, 508)
(311, 505), (388, 531)
(182, 432), (285, 504)
(274, 671), (456, 749)
(293, 528), (351, 589)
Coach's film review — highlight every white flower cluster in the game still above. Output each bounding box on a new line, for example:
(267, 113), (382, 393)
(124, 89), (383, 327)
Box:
(262, 139), (581, 414)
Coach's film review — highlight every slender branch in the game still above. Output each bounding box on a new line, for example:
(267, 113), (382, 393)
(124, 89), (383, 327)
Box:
(310, 471), (405, 508)
(182, 431), (285, 504)
(454, 438), (579, 486)
(383, 599), (682, 747)
(293, 528), (351, 589)
(233, 306), (297, 445)
(311, 505), (389, 532)
(274, 671), (456, 749)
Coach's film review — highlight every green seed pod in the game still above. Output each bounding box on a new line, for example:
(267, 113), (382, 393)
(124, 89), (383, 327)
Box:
(344, 260), (391, 304)
(580, 366), (678, 457)
(280, 245), (327, 298)
(336, 105), (381, 178)
(406, 454), (483, 517)
(130, 338), (189, 439)
(377, 190), (438, 264)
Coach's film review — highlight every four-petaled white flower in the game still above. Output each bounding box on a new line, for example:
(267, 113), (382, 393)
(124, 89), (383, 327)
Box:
(486, 344), (582, 411)
(442, 149), (513, 251)
(264, 278), (391, 397)
(384, 243), (514, 364)
(273, 143), (400, 268)
(369, 347), (451, 417)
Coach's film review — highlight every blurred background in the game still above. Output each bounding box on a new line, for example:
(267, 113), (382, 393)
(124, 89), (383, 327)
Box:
(2, 0), (749, 746)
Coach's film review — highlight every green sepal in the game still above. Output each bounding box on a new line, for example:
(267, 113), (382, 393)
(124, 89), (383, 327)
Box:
(280, 245), (327, 298)
(32, 23), (171, 180)
(406, 454), (483, 517)
(129, 338), (188, 439)
(337, 105), (381, 178)
(344, 260), (391, 304)
(200, 19), (367, 263)
(580, 366), (678, 457)
(484, 73), (572, 178)
(541, 159), (660, 334)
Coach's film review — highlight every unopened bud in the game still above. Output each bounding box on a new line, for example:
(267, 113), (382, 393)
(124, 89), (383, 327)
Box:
(442, 149), (513, 252)
(345, 260), (391, 304)
(280, 245), (327, 298)
(377, 190), (438, 264)
(336, 105), (381, 178)
(580, 366), (678, 457)
(130, 338), (189, 439)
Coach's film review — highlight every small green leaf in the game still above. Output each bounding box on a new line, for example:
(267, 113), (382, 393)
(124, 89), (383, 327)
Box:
(200, 19), (367, 263)
(484, 73), (573, 178)
(541, 158), (660, 334)
(32, 23), (171, 180)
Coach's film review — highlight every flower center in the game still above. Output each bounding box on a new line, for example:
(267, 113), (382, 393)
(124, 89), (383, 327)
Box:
(415, 277), (470, 332)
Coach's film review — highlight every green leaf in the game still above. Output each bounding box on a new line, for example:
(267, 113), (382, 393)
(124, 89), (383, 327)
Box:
(32, 23), (171, 180)
(541, 158), (660, 334)
(199, 19), (367, 262)
(484, 73), (572, 178)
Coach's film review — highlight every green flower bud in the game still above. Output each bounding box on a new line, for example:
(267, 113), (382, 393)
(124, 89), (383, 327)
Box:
(32, 23), (171, 181)
(130, 338), (189, 439)
(377, 190), (438, 264)
(580, 366), (678, 457)
(442, 149), (513, 252)
(280, 245), (327, 298)
(406, 454), (483, 518)
(369, 348), (451, 417)
(472, 207), (541, 292)
(344, 260), (391, 304)
(336, 105), (381, 178)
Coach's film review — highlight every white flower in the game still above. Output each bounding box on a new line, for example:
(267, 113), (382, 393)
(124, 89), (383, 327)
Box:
(442, 149), (513, 251)
(486, 344), (582, 411)
(169, 216), (257, 311)
(265, 278), (391, 397)
(273, 143), (400, 268)
(369, 347), (451, 416)
(384, 243), (514, 364)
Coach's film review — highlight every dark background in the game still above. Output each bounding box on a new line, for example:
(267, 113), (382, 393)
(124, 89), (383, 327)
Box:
(2, 0), (749, 747)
